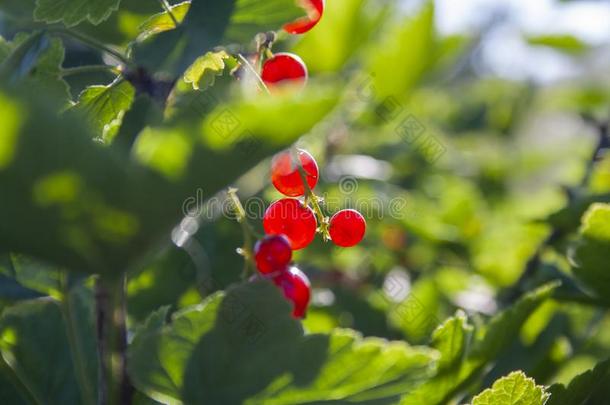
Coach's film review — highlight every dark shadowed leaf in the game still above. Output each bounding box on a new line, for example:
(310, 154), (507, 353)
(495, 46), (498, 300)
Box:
(547, 359), (610, 405)
(34, 0), (121, 26)
(128, 281), (438, 404)
(0, 287), (98, 404)
(570, 203), (610, 301)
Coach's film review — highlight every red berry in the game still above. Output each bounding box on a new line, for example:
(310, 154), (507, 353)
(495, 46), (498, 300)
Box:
(261, 53), (308, 88)
(263, 198), (317, 250)
(284, 0), (325, 34)
(254, 234), (293, 274)
(273, 266), (311, 318)
(329, 209), (366, 247)
(271, 149), (319, 197)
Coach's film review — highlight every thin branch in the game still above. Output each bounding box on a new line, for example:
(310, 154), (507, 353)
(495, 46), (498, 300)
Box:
(95, 275), (133, 405)
(227, 188), (258, 277)
(48, 27), (133, 68)
(61, 65), (121, 77)
(290, 147), (330, 240)
(237, 53), (270, 94)
(60, 272), (96, 405)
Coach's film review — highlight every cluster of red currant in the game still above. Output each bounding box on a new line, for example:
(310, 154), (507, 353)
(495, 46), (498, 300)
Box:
(252, 149), (366, 318)
(260, 0), (324, 88)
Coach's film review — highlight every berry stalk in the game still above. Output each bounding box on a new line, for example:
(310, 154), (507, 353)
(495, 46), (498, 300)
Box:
(290, 147), (330, 240)
(228, 188), (257, 276)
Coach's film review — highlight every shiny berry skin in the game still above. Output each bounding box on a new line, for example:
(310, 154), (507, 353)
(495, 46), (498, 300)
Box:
(273, 266), (311, 318)
(263, 198), (317, 250)
(284, 0), (325, 34)
(254, 234), (293, 274)
(261, 53), (308, 88)
(271, 149), (319, 197)
(329, 209), (366, 247)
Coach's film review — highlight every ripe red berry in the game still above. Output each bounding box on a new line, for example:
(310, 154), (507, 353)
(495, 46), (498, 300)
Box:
(271, 149), (319, 197)
(261, 53), (308, 88)
(273, 266), (311, 318)
(329, 209), (366, 247)
(254, 234), (293, 274)
(263, 198), (317, 250)
(284, 0), (325, 34)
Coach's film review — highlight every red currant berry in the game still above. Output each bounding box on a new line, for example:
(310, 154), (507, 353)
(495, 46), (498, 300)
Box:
(273, 266), (311, 318)
(263, 198), (317, 250)
(329, 209), (366, 247)
(284, 0), (325, 34)
(261, 53), (308, 88)
(271, 149), (319, 197)
(254, 234), (293, 274)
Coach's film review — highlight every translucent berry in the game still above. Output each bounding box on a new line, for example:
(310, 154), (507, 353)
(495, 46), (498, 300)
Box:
(263, 198), (317, 250)
(254, 234), (292, 274)
(284, 0), (325, 34)
(271, 149), (319, 197)
(261, 53), (308, 88)
(273, 266), (311, 318)
(329, 209), (366, 247)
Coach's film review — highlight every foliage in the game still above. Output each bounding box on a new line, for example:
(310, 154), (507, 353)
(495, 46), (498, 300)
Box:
(0, 0), (609, 404)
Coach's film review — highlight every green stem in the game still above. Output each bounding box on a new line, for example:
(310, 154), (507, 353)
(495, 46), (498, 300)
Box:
(158, 0), (179, 27)
(237, 54), (270, 94)
(48, 27), (133, 67)
(61, 65), (121, 77)
(95, 275), (132, 405)
(290, 148), (330, 239)
(60, 273), (96, 405)
(228, 188), (257, 277)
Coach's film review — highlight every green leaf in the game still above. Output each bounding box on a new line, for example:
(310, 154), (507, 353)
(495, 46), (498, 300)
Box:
(571, 203), (610, 300)
(579, 203), (610, 241)
(8, 254), (62, 297)
(365, 1), (435, 100)
(184, 50), (231, 90)
(131, 305), (170, 346)
(0, 275), (43, 302)
(0, 364), (27, 405)
(0, 32), (69, 102)
(401, 283), (558, 405)
(430, 310), (473, 371)
(472, 371), (549, 405)
(0, 82), (336, 274)
(0, 291), (98, 405)
(138, 1), (191, 37)
(545, 194), (610, 233)
(0, 255), (44, 302)
(71, 79), (136, 142)
(547, 359), (610, 405)
(132, 0), (302, 75)
(128, 281), (438, 404)
(526, 34), (588, 55)
(294, 0), (388, 73)
(34, 0), (121, 27)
